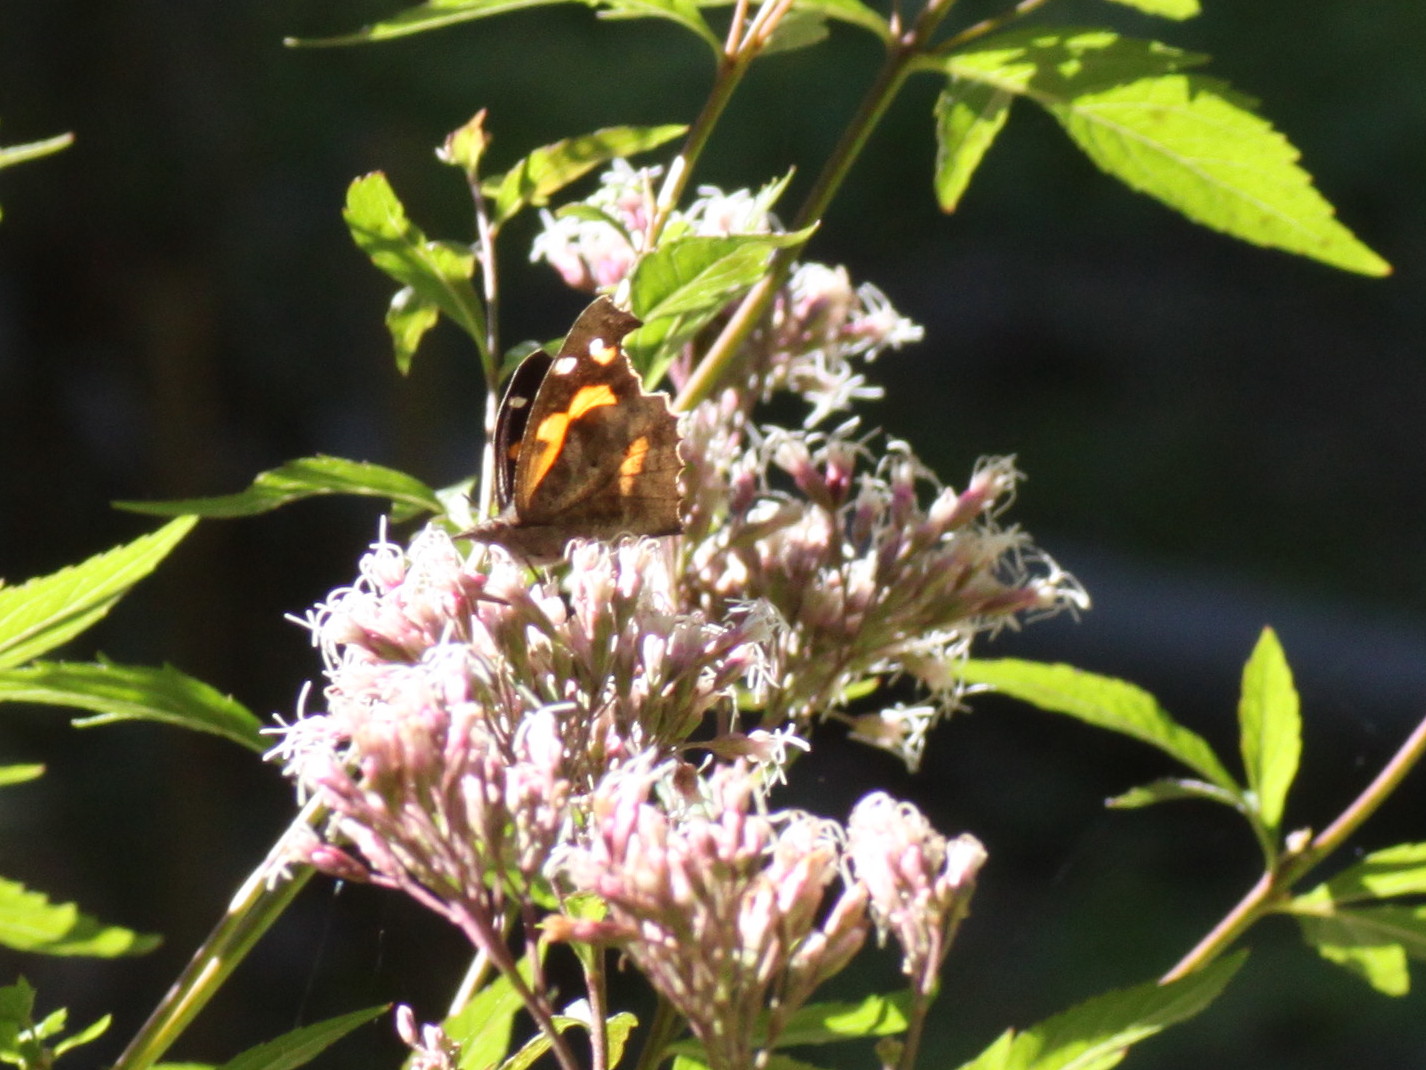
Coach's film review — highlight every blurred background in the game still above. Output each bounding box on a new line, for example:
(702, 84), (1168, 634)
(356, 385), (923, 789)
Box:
(2, 1), (1425, 1066)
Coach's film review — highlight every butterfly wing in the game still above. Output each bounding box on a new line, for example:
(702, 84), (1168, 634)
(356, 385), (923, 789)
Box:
(513, 298), (683, 537)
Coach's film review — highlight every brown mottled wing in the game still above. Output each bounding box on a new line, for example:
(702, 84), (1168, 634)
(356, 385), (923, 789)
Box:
(513, 297), (683, 537)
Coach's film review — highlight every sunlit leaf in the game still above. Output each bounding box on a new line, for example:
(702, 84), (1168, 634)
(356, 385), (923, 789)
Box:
(484, 124), (686, 226)
(934, 79), (1013, 211)
(792, 0), (888, 39)
(343, 172), (488, 361)
(1237, 627), (1300, 834)
(446, 955), (533, 1070)
(960, 658), (1238, 792)
(0, 878), (160, 957)
(627, 227), (815, 381)
(286, 0), (578, 46)
(955, 954), (1243, 1070)
(0, 659), (264, 752)
(0, 765), (44, 788)
(1296, 907), (1426, 997)
(216, 1005), (388, 1070)
(598, 0), (720, 52)
(114, 455), (442, 522)
(1308, 842), (1426, 905)
(0, 517), (196, 671)
(386, 288), (442, 376)
(938, 29), (1390, 275)
(1101, 0), (1199, 17)
(0, 132), (74, 171)
(1105, 777), (1244, 812)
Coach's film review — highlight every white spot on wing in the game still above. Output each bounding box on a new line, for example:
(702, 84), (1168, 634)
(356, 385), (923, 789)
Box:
(552, 355), (578, 375)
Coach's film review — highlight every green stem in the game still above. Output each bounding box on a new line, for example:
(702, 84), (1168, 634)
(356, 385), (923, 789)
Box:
(112, 798), (324, 1070)
(1161, 711), (1426, 984)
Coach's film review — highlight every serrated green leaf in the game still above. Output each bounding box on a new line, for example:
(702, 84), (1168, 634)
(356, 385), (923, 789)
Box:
(598, 0), (720, 52)
(286, 0), (580, 46)
(1105, 777), (1244, 811)
(934, 80), (1013, 211)
(343, 173), (488, 360)
(0, 765), (44, 788)
(1296, 907), (1426, 996)
(484, 124), (686, 227)
(217, 1005), (387, 1070)
(0, 517), (196, 671)
(1101, 0), (1199, 18)
(1307, 843), (1426, 905)
(792, 0), (888, 39)
(627, 227), (815, 380)
(114, 455), (442, 521)
(0, 132), (74, 171)
(0, 878), (160, 957)
(386, 288), (442, 376)
(0, 659), (264, 752)
(939, 29), (1388, 275)
(938, 28), (1209, 93)
(1237, 627), (1300, 834)
(956, 954), (1243, 1070)
(960, 658), (1238, 792)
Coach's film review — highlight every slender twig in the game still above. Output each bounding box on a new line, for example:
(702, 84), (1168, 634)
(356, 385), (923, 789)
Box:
(112, 798), (324, 1070)
(471, 171), (503, 519)
(583, 945), (611, 1070)
(1160, 711), (1426, 985)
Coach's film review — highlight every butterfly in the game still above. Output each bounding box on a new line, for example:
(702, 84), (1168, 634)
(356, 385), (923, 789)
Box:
(466, 297), (685, 561)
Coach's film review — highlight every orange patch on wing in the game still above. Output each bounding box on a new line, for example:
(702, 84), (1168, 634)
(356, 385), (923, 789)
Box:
(528, 385), (619, 489)
(618, 435), (650, 495)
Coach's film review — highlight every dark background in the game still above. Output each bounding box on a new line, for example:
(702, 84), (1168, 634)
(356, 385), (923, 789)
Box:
(2, 1), (1425, 1067)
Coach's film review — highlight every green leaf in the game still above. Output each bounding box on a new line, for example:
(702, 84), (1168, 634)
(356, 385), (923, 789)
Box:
(446, 957), (533, 1070)
(386, 288), (442, 376)
(0, 878), (160, 957)
(114, 455), (442, 521)
(627, 227), (815, 380)
(1237, 627), (1300, 834)
(940, 28), (1390, 275)
(52, 1013), (110, 1058)
(934, 80), (1013, 211)
(597, 0), (720, 53)
(1308, 842), (1426, 905)
(792, 0), (889, 40)
(0, 765), (44, 788)
(1296, 907), (1426, 997)
(955, 954), (1244, 1070)
(771, 994), (910, 1047)
(216, 1005), (388, 1070)
(605, 1012), (638, 1068)
(0, 659), (265, 752)
(960, 658), (1238, 792)
(343, 172), (488, 360)
(1105, 777), (1244, 811)
(0, 132), (74, 171)
(760, 9), (830, 56)
(0, 517), (196, 671)
(484, 124), (686, 226)
(1100, 0), (1199, 17)
(286, 0), (581, 46)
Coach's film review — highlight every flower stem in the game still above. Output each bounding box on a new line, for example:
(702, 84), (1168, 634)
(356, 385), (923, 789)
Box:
(111, 798), (323, 1070)
(1160, 710), (1426, 984)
